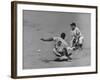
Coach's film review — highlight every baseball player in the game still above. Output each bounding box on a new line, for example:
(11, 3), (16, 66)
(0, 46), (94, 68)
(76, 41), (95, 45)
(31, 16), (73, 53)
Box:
(70, 22), (84, 50)
(41, 32), (72, 61)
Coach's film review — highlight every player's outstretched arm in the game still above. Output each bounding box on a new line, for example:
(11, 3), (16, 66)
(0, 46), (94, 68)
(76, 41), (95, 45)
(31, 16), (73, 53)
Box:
(40, 38), (53, 41)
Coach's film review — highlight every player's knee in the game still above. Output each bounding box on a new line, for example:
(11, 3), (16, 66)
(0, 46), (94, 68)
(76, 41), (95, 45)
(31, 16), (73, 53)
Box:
(53, 48), (62, 57)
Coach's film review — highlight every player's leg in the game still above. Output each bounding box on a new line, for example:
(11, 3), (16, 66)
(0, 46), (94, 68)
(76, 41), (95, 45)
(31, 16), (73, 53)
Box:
(72, 38), (79, 50)
(53, 48), (61, 61)
(53, 48), (62, 57)
(53, 48), (67, 61)
(63, 48), (72, 60)
(70, 37), (74, 47)
(53, 48), (70, 61)
(72, 36), (80, 50)
(78, 36), (84, 49)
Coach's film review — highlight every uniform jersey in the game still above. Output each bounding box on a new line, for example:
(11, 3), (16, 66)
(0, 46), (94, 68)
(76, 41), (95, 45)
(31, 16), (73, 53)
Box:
(71, 27), (84, 47)
(53, 37), (68, 52)
(71, 27), (82, 38)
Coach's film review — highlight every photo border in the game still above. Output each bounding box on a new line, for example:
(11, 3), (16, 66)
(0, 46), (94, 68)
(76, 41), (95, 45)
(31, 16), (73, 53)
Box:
(11, 1), (98, 79)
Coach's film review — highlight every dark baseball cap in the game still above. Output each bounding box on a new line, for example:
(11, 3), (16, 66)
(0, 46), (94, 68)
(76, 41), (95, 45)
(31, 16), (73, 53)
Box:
(70, 22), (76, 26)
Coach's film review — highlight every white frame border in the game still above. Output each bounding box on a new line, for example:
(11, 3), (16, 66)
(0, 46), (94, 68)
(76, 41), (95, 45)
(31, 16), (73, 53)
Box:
(16, 3), (97, 77)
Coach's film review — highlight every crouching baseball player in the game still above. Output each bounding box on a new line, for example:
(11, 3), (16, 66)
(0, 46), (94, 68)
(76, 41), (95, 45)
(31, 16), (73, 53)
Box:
(70, 22), (84, 50)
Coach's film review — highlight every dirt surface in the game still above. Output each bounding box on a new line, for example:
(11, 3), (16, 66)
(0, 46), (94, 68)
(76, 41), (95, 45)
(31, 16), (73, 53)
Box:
(23, 47), (90, 69)
(23, 10), (91, 69)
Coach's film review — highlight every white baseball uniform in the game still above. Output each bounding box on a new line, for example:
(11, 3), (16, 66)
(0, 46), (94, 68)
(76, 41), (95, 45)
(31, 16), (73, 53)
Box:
(53, 37), (68, 57)
(71, 27), (84, 47)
